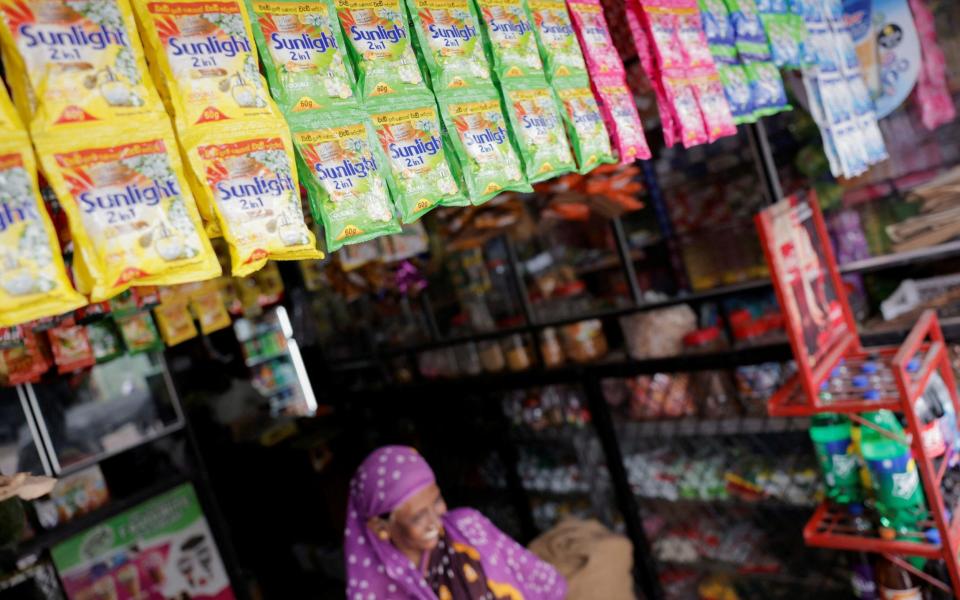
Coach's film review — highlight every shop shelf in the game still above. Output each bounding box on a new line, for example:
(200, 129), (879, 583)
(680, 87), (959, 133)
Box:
(616, 416), (807, 439)
(801, 502), (943, 559)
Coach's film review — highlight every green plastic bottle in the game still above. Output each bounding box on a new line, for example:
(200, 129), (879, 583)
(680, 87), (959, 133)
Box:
(859, 410), (928, 535)
(809, 413), (863, 504)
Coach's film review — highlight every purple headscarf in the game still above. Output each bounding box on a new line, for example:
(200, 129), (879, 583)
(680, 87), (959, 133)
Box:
(345, 446), (567, 600)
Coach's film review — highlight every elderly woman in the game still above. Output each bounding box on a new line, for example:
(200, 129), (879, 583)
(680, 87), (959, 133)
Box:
(344, 446), (567, 600)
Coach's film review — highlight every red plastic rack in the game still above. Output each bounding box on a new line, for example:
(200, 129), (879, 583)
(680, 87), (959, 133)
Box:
(756, 194), (960, 595)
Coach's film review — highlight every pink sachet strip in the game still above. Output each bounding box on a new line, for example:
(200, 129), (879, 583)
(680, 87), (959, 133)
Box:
(626, 0), (680, 147)
(592, 73), (653, 162)
(908, 0), (956, 131)
(567, 0), (626, 76)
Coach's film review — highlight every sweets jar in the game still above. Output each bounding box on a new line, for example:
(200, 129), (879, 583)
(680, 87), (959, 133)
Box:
(553, 282), (608, 363)
(539, 327), (565, 368)
(501, 327), (533, 372)
(479, 340), (506, 373)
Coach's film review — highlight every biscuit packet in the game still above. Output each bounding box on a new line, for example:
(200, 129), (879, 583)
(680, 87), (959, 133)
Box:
(528, 0), (587, 80)
(366, 92), (465, 221)
(498, 77), (575, 182)
(182, 120), (323, 276)
(335, 0), (425, 98)
(437, 86), (531, 204)
(132, 0), (281, 130)
(245, 0), (357, 114)
(34, 122), (221, 303)
(552, 76), (614, 173)
(406, 0), (492, 91)
(474, 0), (544, 80)
(288, 109), (402, 250)
(0, 133), (87, 327)
(0, 0), (166, 133)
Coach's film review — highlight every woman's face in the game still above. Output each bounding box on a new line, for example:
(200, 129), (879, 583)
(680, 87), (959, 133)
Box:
(389, 483), (447, 553)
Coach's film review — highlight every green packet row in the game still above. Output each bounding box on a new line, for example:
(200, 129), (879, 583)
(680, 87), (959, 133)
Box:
(245, 0), (359, 114)
(405, 0), (493, 92)
(550, 75), (615, 174)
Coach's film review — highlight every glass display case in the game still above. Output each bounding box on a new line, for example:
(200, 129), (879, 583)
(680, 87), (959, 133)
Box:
(26, 352), (183, 475)
(0, 386), (51, 476)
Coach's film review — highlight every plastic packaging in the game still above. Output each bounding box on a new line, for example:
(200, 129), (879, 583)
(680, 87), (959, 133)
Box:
(289, 109), (401, 250)
(566, 0), (622, 76)
(528, 0), (587, 80)
(553, 76), (615, 173)
(405, 0), (492, 91)
(245, 0), (357, 114)
(475, 0), (544, 79)
(437, 86), (531, 204)
(366, 92), (465, 221)
(499, 77), (576, 182)
(0, 133), (87, 327)
(35, 122), (221, 302)
(620, 304), (697, 359)
(132, 0), (280, 130)
(0, 0), (166, 133)
(335, 0), (425, 98)
(591, 74), (652, 163)
(182, 120), (322, 276)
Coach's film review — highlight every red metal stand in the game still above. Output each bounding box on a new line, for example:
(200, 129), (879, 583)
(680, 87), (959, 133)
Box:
(756, 194), (960, 594)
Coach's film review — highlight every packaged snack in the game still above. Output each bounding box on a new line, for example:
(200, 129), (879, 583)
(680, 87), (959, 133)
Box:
(115, 310), (162, 353)
(154, 299), (198, 345)
(35, 123), (221, 303)
(87, 319), (124, 362)
(591, 75), (651, 163)
(406, 0), (491, 91)
(474, 0), (543, 79)
(528, 0), (587, 80)
(552, 77), (615, 173)
(289, 109), (401, 250)
(132, 0), (279, 129)
(366, 92), (465, 221)
(246, 0), (357, 113)
(0, 136), (87, 328)
(183, 120), (322, 276)
(335, 0), (424, 98)
(0, 0), (165, 133)
(499, 77), (576, 182)
(437, 86), (531, 203)
(566, 0), (622, 76)
(47, 322), (96, 373)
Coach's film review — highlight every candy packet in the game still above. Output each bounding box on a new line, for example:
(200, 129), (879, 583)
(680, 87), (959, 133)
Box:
(499, 77), (576, 182)
(245, 0), (357, 114)
(288, 109), (401, 250)
(474, 0), (544, 79)
(552, 77), (615, 173)
(182, 120), (322, 276)
(132, 0), (281, 130)
(0, 135), (87, 327)
(335, 0), (425, 98)
(591, 74), (652, 163)
(528, 0), (587, 80)
(366, 92), (465, 221)
(406, 0), (492, 91)
(437, 86), (531, 203)
(566, 0), (623, 76)
(0, 0), (166, 133)
(35, 122), (222, 302)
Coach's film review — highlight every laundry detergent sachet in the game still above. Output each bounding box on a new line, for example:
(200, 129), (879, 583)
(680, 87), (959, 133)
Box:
(474, 0), (544, 80)
(182, 120), (322, 276)
(552, 76), (614, 173)
(366, 92), (465, 221)
(132, 0), (280, 130)
(35, 122), (221, 302)
(566, 0), (623, 76)
(591, 74), (651, 163)
(499, 77), (575, 182)
(406, 0), (491, 91)
(437, 85), (531, 204)
(289, 108), (401, 251)
(0, 0), (166, 133)
(245, 0), (357, 114)
(0, 134), (87, 327)
(527, 0), (587, 80)
(335, 0), (425, 98)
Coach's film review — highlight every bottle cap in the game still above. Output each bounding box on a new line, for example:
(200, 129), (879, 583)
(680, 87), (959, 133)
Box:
(925, 528), (942, 545)
(848, 502), (865, 516)
(864, 390), (881, 401)
(907, 357), (922, 373)
(861, 362), (879, 374)
(852, 375), (869, 388)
